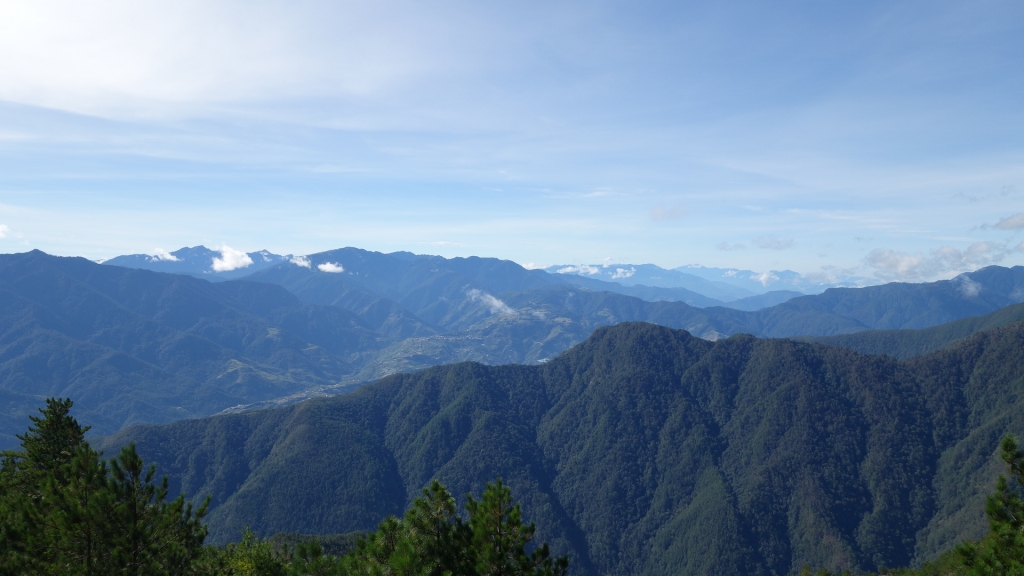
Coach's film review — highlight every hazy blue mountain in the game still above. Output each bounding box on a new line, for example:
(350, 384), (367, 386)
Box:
(754, 266), (1024, 335)
(542, 263), (755, 300)
(102, 245), (802, 310)
(719, 290), (804, 311)
(676, 264), (872, 294)
(98, 319), (1024, 575)
(802, 301), (1024, 359)
(554, 274), (727, 307)
(103, 246), (289, 280)
(0, 250), (386, 447)
(6, 249), (1024, 447)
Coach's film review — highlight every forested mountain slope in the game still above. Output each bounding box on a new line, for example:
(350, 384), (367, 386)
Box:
(100, 320), (1024, 576)
(804, 302), (1024, 359)
(0, 250), (390, 446)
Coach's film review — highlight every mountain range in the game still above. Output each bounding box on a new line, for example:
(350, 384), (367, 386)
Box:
(104, 245), (855, 305)
(2, 248), (1023, 448)
(543, 262), (871, 298)
(96, 318), (1024, 575)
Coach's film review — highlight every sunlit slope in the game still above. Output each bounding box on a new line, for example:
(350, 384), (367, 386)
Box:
(101, 319), (1024, 575)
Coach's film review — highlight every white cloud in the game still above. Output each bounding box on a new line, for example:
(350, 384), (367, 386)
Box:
(753, 236), (794, 250)
(467, 288), (515, 316)
(0, 224), (9, 238)
(611, 267), (635, 279)
(211, 245), (253, 272)
(995, 213), (1024, 230)
(152, 248), (179, 262)
(716, 242), (745, 251)
(556, 264), (599, 275)
(0, 1), (452, 118)
(651, 206), (684, 221)
(751, 271), (779, 286)
(521, 262), (546, 270)
(954, 275), (982, 298)
(318, 261), (344, 273)
(290, 255), (312, 268)
(865, 241), (1019, 282)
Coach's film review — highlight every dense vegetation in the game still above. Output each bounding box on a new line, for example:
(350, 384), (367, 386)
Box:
(0, 399), (566, 575)
(96, 319), (1024, 575)
(804, 302), (1024, 359)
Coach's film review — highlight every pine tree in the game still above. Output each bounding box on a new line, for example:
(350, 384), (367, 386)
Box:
(0, 399), (209, 576)
(465, 479), (567, 576)
(960, 435), (1024, 575)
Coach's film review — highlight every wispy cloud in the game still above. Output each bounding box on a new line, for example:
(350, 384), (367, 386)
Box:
(290, 255), (311, 268)
(753, 236), (794, 250)
(865, 241), (1020, 282)
(211, 245), (253, 272)
(955, 275), (982, 298)
(994, 213), (1024, 230)
(716, 242), (746, 251)
(318, 261), (344, 273)
(751, 271), (779, 286)
(651, 206), (684, 221)
(467, 288), (515, 315)
(0, 224), (9, 238)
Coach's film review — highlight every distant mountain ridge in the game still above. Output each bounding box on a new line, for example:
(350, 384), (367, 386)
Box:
(676, 264), (873, 294)
(98, 319), (1024, 575)
(3, 249), (1023, 448)
(103, 246), (291, 280)
(103, 245), (812, 309)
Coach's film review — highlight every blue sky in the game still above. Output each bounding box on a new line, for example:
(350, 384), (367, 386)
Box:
(0, 0), (1022, 282)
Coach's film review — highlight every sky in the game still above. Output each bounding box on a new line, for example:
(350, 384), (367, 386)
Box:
(0, 0), (1022, 283)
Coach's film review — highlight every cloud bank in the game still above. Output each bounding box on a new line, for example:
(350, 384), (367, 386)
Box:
(865, 241), (1020, 282)
(211, 245), (253, 272)
(318, 261), (344, 273)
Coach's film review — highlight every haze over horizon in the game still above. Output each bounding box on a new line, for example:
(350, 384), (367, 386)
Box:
(1, 1), (1022, 282)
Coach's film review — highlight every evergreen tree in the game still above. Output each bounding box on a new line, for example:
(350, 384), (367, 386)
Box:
(465, 479), (567, 576)
(960, 435), (1024, 575)
(0, 399), (209, 576)
(342, 479), (567, 576)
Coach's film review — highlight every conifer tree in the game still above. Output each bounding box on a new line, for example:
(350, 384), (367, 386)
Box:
(0, 399), (209, 576)
(960, 435), (1024, 575)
